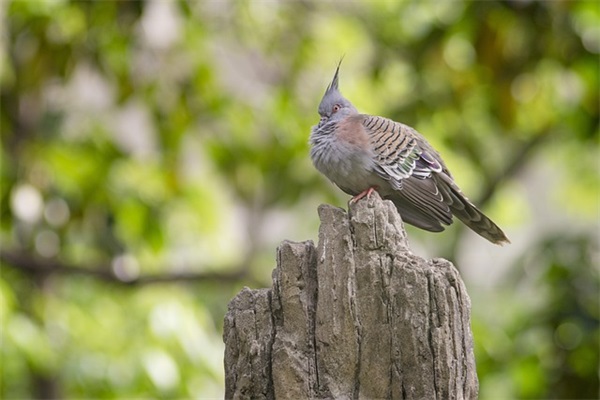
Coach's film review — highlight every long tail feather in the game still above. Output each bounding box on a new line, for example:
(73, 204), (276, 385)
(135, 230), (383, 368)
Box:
(435, 174), (510, 245)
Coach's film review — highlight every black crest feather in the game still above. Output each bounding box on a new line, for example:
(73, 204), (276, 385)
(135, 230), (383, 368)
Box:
(325, 58), (344, 95)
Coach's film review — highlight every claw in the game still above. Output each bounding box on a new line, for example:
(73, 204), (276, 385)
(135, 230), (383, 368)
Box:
(350, 187), (377, 204)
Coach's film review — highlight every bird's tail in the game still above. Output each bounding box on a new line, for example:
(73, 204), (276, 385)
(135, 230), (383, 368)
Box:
(453, 202), (511, 245)
(435, 174), (511, 245)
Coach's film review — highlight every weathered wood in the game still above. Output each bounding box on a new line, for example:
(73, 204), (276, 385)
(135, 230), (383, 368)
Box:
(223, 193), (478, 399)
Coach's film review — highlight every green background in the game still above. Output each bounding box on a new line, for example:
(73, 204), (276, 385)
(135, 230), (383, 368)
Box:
(1, 1), (598, 399)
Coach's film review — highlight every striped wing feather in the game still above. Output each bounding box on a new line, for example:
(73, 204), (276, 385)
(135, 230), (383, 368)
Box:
(362, 115), (510, 244)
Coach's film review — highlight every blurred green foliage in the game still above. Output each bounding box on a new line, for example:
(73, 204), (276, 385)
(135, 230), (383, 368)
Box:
(1, 0), (598, 398)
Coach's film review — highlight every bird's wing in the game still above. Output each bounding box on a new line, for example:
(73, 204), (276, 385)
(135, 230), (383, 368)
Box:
(362, 115), (453, 229)
(363, 115), (443, 187)
(362, 115), (510, 244)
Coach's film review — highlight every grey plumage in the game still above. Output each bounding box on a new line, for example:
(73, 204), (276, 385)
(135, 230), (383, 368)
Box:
(310, 62), (510, 245)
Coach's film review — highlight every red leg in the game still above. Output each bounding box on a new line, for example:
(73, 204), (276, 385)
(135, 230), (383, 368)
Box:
(350, 186), (377, 204)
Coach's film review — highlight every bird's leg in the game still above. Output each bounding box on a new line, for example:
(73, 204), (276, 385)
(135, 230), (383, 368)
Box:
(350, 186), (378, 204)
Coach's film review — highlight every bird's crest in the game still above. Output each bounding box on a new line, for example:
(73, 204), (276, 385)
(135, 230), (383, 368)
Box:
(318, 58), (357, 118)
(324, 58), (343, 96)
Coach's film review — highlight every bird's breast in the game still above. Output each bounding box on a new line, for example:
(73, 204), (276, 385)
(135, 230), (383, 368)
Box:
(310, 125), (382, 195)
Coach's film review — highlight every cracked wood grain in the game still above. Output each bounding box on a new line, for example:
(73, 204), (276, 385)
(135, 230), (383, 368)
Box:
(223, 192), (478, 399)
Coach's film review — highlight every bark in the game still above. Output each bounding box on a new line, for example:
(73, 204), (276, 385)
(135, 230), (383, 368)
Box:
(223, 193), (478, 399)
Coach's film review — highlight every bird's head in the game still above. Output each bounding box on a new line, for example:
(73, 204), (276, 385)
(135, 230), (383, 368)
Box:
(318, 61), (358, 126)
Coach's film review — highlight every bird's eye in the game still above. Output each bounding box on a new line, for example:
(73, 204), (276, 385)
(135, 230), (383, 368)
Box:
(332, 104), (341, 113)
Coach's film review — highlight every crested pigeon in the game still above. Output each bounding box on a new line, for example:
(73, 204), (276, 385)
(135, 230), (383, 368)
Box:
(310, 63), (510, 245)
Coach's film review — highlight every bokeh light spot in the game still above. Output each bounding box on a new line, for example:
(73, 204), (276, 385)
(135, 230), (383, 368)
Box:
(35, 230), (60, 258)
(555, 322), (583, 350)
(44, 198), (70, 227)
(11, 184), (44, 223)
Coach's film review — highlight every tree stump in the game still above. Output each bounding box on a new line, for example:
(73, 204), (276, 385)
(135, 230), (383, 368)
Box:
(223, 193), (478, 399)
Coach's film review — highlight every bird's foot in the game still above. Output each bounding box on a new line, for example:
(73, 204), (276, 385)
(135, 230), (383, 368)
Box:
(350, 187), (377, 204)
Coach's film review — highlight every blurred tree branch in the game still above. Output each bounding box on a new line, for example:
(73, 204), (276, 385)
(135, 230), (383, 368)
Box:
(476, 132), (549, 207)
(0, 249), (250, 286)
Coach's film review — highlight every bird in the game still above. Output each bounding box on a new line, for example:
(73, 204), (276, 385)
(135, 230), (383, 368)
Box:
(310, 62), (510, 245)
